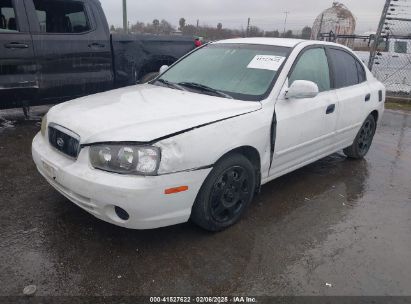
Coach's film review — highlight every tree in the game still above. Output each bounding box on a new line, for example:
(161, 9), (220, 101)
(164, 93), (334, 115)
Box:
(301, 26), (312, 39)
(179, 18), (186, 30)
(152, 19), (160, 33)
(110, 25), (115, 32)
(248, 26), (263, 37)
(282, 30), (293, 38)
(181, 24), (197, 36)
(130, 21), (145, 33)
(265, 30), (280, 37)
(217, 23), (222, 31)
(160, 19), (174, 35)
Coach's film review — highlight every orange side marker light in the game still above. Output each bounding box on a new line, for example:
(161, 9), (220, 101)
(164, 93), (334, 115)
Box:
(164, 186), (189, 195)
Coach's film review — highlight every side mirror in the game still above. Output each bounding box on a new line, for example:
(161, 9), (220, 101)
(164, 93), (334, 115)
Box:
(159, 65), (169, 74)
(286, 80), (319, 99)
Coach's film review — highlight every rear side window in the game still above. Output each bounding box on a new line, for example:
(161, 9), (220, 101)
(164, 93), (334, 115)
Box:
(289, 48), (331, 92)
(328, 48), (365, 89)
(33, 0), (91, 33)
(0, 0), (18, 32)
(356, 61), (366, 83)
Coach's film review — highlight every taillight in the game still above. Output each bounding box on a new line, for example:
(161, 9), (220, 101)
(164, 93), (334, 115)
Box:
(195, 39), (202, 47)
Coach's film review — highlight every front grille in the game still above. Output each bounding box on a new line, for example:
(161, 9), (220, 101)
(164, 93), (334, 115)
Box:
(48, 124), (80, 158)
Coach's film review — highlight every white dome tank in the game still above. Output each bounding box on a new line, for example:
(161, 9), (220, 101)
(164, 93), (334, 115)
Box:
(311, 2), (357, 47)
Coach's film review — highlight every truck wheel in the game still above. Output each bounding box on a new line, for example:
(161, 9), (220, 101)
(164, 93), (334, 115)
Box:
(191, 154), (256, 232)
(343, 114), (376, 159)
(140, 72), (158, 83)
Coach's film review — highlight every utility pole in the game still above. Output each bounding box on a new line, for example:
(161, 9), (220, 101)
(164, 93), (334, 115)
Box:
(122, 0), (128, 33)
(246, 17), (251, 37)
(283, 11), (290, 35)
(368, 0), (390, 71)
(196, 19), (199, 28)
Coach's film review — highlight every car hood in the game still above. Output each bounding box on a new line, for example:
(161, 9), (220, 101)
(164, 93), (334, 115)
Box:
(47, 84), (262, 144)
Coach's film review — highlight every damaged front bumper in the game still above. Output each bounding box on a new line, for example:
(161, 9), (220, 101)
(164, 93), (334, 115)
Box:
(32, 133), (211, 229)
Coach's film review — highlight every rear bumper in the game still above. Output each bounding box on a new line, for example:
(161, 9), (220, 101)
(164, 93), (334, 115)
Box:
(32, 133), (211, 229)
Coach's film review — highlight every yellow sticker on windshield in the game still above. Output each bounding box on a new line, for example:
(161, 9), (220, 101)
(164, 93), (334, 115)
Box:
(247, 55), (286, 71)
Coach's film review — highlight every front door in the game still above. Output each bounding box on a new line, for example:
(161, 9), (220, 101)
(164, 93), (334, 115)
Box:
(0, 0), (37, 109)
(24, 0), (112, 103)
(270, 47), (338, 177)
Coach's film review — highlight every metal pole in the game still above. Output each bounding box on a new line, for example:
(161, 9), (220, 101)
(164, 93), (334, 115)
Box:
(283, 11), (290, 35)
(317, 13), (324, 40)
(368, 0), (391, 71)
(123, 0), (128, 33)
(246, 18), (250, 37)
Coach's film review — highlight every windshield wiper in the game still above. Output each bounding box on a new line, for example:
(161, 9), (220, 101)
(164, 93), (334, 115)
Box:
(178, 82), (233, 99)
(154, 79), (186, 91)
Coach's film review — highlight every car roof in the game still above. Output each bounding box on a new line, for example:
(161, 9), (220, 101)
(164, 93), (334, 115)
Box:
(212, 37), (354, 51)
(213, 37), (307, 48)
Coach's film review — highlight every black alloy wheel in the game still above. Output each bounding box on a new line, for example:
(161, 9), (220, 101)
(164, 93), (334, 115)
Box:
(191, 153), (256, 231)
(344, 114), (377, 159)
(210, 166), (252, 223)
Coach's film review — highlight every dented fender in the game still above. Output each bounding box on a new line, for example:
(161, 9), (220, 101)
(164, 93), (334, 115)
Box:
(156, 106), (274, 178)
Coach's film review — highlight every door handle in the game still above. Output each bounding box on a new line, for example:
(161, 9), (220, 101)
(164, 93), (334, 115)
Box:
(326, 104), (335, 115)
(365, 93), (371, 102)
(4, 42), (29, 49)
(88, 42), (105, 48)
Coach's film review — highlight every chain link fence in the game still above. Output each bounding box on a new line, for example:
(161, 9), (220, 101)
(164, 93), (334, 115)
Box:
(371, 0), (411, 99)
(319, 0), (411, 100)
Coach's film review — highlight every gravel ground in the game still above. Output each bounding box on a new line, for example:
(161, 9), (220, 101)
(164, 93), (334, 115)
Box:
(0, 107), (410, 296)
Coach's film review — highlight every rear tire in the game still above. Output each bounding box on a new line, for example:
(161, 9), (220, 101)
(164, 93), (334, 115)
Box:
(191, 154), (256, 232)
(343, 114), (376, 159)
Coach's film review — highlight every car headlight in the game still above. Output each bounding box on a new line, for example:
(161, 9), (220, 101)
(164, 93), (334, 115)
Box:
(89, 145), (161, 175)
(41, 114), (47, 137)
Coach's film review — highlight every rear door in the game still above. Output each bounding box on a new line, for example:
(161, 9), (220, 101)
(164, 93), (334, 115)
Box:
(0, 0), (37, 109)
(271, 47), (339, 176)
(24, 0), (112, 102)
(327, 47), (370, 147)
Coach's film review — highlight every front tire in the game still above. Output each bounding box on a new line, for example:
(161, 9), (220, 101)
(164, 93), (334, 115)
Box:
(191, 154), (257, 232)
(343, 114), (376, 159)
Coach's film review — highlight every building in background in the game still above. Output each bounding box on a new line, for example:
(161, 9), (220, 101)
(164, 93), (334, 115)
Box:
(311, 2), (356, 48)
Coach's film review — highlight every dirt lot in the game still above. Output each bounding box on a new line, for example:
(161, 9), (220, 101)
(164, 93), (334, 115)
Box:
(0, 107), (410, 296)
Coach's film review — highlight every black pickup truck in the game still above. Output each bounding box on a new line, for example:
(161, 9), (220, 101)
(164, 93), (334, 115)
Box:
(0, 0), (197, 109)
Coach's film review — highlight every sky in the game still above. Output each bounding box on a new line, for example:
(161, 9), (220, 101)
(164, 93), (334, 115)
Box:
(99, 0), (387, 34)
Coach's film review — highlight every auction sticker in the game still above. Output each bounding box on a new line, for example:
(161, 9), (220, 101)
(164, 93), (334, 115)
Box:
(247, 55), (286, 71)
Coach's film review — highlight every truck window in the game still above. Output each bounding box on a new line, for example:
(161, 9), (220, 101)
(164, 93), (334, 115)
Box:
(33, 0), (91, 33)
(0, 0), (18, 32)
(394, 41), (407, 54)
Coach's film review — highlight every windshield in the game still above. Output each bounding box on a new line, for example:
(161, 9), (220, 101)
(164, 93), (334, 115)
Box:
(155, 43), (291, 101)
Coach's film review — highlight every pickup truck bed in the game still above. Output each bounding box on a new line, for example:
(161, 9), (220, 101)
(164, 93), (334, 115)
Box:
(111, 34), (196, 86)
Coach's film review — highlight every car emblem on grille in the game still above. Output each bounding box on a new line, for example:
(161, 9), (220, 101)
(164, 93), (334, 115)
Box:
(56, 137), (65, 148)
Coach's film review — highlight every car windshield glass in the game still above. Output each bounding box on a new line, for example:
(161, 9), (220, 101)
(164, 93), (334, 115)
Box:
(156, 43), (291, 101)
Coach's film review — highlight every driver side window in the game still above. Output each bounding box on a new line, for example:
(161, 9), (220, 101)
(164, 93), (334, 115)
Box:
(289, 48), (331, 92)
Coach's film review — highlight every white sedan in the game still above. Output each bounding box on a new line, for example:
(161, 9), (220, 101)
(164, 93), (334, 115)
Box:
(32, 38), (385, 231)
